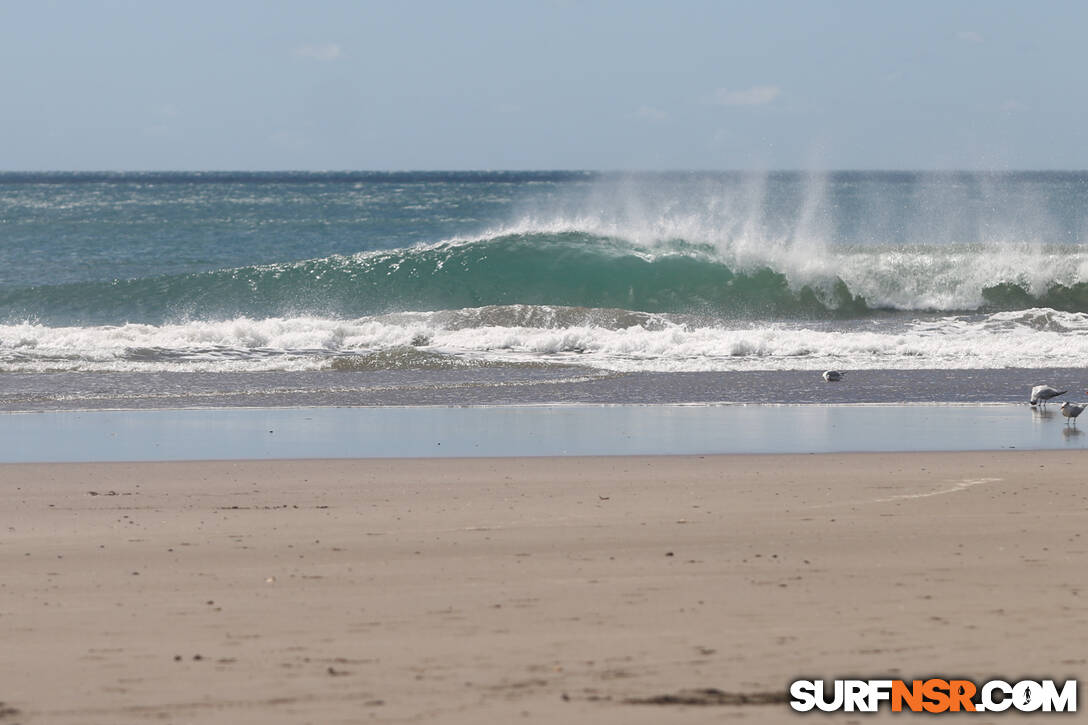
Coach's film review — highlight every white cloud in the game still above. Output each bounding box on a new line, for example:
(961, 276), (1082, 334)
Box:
(292, 43), (342, 61)
(143, 104), (178, 137)
(706, 85), (781, 107)
(142, 124), (173, 138)
(269, 131), (312, 150)
(957, 30), (984, 44)
(1001, 99), (1026, 113)
(632, 105), (668, 122)
(710, 127), (732, 146)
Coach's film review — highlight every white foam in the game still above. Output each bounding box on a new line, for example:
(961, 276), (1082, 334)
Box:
(427, 311), (1088, 371)
(4, 307), (1088, 373)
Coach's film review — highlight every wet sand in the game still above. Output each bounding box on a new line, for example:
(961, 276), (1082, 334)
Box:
(2, 452), (1086, 723)
(4, 403), (1088, 463)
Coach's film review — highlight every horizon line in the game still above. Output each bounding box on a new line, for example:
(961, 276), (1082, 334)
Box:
(2, 168), (1086, 176)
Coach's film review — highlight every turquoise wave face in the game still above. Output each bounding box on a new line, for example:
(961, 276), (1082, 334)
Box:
(0, 232), (875, 325)
(6, 230), (1088, 326)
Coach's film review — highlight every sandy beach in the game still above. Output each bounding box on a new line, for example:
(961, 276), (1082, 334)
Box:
(2, 451), (1086, 723)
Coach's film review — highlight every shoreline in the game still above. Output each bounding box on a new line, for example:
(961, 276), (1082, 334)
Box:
(2, 402), (1086, 463)
(3, 451), (1085, 723)
(0, 399), (1042, 412)
(4, 367), (1087, 410)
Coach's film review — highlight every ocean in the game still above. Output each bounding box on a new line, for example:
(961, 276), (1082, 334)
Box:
(3, 170), (1088, 411)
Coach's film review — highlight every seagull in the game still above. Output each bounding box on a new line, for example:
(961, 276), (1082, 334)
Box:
(822, 370), (845, 382)
(1030, 384), (1066, 408)
(1061, 401), (1085, 426)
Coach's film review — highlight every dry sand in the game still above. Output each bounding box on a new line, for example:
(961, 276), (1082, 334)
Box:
(2, 452), (1086, 723)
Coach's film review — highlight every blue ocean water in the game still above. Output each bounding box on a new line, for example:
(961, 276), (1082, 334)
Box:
(3, 171), (1088, 410)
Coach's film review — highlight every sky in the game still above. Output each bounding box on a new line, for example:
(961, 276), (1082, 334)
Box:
(2, 0), (1085, 171)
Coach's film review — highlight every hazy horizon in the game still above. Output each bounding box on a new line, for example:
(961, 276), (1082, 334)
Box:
(5, 168), (1088, 175)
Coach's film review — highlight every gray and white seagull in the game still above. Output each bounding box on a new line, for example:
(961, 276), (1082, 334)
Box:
(1061, 401), (1085, 426)
(1030, 384), (1066, 408)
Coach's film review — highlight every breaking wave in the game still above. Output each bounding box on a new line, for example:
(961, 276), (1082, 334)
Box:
(5, 230), (1088, 326)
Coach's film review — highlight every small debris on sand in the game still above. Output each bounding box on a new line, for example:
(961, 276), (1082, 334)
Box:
(625, 688), (789, 706)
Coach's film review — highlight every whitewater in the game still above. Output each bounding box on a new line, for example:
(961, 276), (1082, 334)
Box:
(3, 306), (1088, 374)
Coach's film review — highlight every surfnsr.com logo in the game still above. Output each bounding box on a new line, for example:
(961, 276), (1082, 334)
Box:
(789, 679), (1077, 713)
